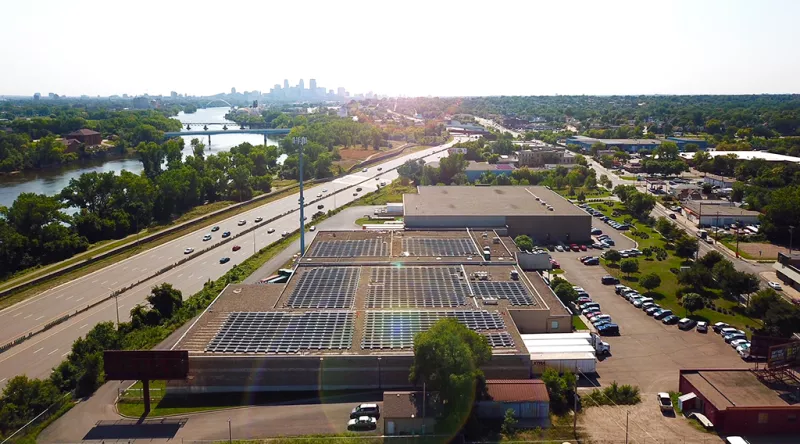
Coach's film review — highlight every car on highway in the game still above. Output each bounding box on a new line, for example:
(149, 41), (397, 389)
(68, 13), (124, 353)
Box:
(184, 247), (194, 254)
(238, 220), (246, 226)
(353, 192), (358, 196)
(310, 225), (316, 231)
(211, 226), (220, 232)
(222, 231), (231, 238)
(356, 187), (363, 192)
(267, 228), (275, 233)
(696, 321), (709, 333)
(219, 257), (230, 264)
(317, 204), (324, 209)
(203, 234), (212, 241)
(768, 281), (783, 291)
(281, 231), (289, 237)
(322, 189), (328, 192)
(377, 167), (382, 171)
(662, 315), (680, 325)
(232, 245), (241, 251)
(668, 213), (677, 219)
(362, 168), (368, 173)
(317, 193), (323, 198)
(255, 217), (263, 223)
(347, 416), (377, 431)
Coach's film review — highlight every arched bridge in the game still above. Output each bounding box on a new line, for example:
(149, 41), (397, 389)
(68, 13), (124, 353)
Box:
(164, 128), (291, 145)
(205, 99), (234, 107)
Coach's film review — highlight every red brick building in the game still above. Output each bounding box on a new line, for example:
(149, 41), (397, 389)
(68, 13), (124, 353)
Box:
(66, 128), (102, 146)
(678, 369), (800, 436)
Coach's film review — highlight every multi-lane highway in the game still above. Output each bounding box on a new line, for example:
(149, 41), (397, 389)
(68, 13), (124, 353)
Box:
(0, 140), (457, 387)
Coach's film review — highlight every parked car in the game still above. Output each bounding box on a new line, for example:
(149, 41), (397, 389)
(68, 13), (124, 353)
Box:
(586, 311), (605, 320)
(591, 228), (603, 235)
(550, 259), (561, 269)
(713, 322), (730, 333)
(696, 321), (708, 333)
(591, 314), (612, 324)
(184, 247), (194, 254)
(238, 220), (246, 226)
(570, 244), (580, 252)
(632, 298), (647, 308)
(579, 302), (599, 310)
(597, 323), (620, 335)
(219, 257), (230, 264)
(654, 310), (673, 320)
(645, 306), (662, 316)
(232, 245), (241, 251)
(720, 327), (741, 337)
(222, 231), (231, 238)
(730, 339), (750, 349)
(641, 302), (655, 311)
(662, 315), (680, 325)
(582, 307), (601, 316)
(602, 275), (620, 285)
(350, 403), (380, 419)
(584, 258), (600, 265)
(657, 393), (672, 412)
(211, 226), (220, 232)
(614, 285), (629, 294)
(592, 243), (605, 249)
(678, 318), (697, 330)
(580, 244), (588, 251)
(768, 281), (783, 291)
(347, 416), (377, 431)
(555, 245), (565, 252)
(724, 332), (747, 344)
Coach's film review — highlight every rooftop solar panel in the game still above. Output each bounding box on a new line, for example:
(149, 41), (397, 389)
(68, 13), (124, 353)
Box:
(366, 266), (469, 308)
(472, 281), (534, 306)
(206, 311), (354, 354)
(287, 267), (359, 309)
(402, 238), (479, 257)
(484, 332), (515, 348)
(361, 310), (506, 349)
(307, 239), (387, 257)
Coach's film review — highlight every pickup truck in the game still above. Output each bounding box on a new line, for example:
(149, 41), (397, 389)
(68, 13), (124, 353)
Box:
(657, 392), (672, 412)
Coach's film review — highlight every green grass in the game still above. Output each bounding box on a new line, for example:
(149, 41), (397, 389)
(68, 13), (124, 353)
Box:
(669, 391), (682, 415)
(619, 176), (638, 181)
(355, 216), (402, 226)
(554, 187), (611, 199)
(550, 269), (565, 275)
(588, 202), (763, 333)
(353, 181), (416, 206)
(573, 316), (588, 330)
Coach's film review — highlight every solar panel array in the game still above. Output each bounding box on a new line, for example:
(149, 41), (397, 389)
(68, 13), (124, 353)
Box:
(307, 239), (387, 257)
(286, 267), (359, 309)
(471, 281), (535, 306)
(402, 238), (479, 257)
(361, 310), (506, 349)
(206, 311), (354, 354)
(484, 332), (515, 348)
(367, 266), (469, 308)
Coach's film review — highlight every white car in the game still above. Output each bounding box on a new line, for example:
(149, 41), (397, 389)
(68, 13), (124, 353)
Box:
(254, 217), (263, 223)
(281, 231), (289, 237)
(202, 234), (212, 241)
(184, 247), (194, 254)
(347, 416), (376, 431)
(238, 220), (246, 226)
(768, 281), (783, 291)
(555, 245), (565, 252)
(322, 189), (328, 192)
(731, 339), (750, 349)
(267, 228), (275, 234)
(362, 168), (368, 172)
(696, 321), (708, 333)
(309, 225), (316, 231)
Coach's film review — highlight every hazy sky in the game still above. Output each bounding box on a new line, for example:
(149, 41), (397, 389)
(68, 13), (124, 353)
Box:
(2, 0), (799, 97)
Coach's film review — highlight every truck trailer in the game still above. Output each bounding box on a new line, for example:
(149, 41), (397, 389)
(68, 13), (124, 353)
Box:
(521, 332), (610, 355)
(530, 352), (597, 375)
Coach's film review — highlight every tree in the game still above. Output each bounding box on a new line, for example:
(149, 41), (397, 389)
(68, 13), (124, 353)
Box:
(577, 191), (586, 202)
(620, 259), (639, 276)
(0, 375), (62, 436)
(761, 303), (800, 338)
(541, 368), (576, 413)
(514, 235), (533, 252)
(678, 264), (712, 291)
(501, 408), (518, 436)
(674, 235), (699, 259)
(146, 283), (183, 319)
(410, 318), (490, 432)
(698, 250), (725, 269)
(640, 273), (662, 293)
(748, 289), (782, 318)
(681, 293), (705, 315)
(604, 249), (622, 266)
(553, 282), (579, 304)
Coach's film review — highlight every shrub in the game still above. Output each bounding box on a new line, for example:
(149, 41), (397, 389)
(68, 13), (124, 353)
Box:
(583, 381), (641, 407)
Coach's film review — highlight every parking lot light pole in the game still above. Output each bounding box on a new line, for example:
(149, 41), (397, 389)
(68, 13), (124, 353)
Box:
(790, 225), (796, 256)
(228, 418), (232, 443)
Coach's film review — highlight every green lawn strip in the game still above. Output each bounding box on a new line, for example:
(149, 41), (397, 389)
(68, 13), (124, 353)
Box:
(232, 435), (382, 444)
(668, 391), (682, 415)
(550, 269), (564, 275)
(572, 316), (588, 330)
(589, 203), (762, 332)
(554, 187), (611, 199)
(0, 184), (311, 310)
(354, 216), (402, 226)
(352, 182), (417, 206)
(619, 176), (638, 181)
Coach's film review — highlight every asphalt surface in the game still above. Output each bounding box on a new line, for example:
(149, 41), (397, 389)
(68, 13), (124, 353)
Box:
(0, 142), (456, 388)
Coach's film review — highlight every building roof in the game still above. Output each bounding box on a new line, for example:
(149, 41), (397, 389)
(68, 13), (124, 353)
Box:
(682, 202), (760, 217)
(383, 391), (438, 419)
(681, 369), (790, 410)
(404, 186), (586, 218)
(567, 135), (661, 146)
(66, 128), (101, 136)
(679, 151), (800, 164)
(466, 162), (515, 172)
(667, 137), (706, 143)
(485, 379), (550, 403)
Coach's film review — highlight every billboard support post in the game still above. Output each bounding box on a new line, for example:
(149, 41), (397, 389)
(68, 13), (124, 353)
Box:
(143, 379), (151, 413)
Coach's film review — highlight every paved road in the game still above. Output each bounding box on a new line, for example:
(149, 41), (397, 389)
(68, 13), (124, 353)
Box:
(0, 142), (456, 388)
(473, 116), (522, 138)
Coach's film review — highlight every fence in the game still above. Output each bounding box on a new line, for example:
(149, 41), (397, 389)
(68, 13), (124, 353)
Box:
(1, 393), (70, 444)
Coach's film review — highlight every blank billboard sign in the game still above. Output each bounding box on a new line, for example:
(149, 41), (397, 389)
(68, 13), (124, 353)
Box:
(104, 350), (189, 380)
(767, 341), (800, 368)
(750, 335), (792, 358)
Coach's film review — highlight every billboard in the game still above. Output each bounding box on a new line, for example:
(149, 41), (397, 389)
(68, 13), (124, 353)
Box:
(767, 341), (800, 368)
(750, 335), (793, 358)
(104, 350), (189, 380)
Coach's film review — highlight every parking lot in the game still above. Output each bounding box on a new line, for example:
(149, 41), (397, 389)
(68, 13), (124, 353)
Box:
(550, 221), (750, 394)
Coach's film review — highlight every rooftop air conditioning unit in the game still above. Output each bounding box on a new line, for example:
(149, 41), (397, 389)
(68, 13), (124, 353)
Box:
(483, 298), (499, 305)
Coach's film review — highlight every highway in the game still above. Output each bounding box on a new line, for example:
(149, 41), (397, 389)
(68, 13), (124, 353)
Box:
(0, 140), (457, 387)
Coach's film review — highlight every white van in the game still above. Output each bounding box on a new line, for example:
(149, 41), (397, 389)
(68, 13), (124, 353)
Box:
(725, 437), (750, 444)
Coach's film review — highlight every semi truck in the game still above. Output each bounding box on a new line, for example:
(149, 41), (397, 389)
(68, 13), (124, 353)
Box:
(521, 332), (611, 356)
(530, 352), (597, 375)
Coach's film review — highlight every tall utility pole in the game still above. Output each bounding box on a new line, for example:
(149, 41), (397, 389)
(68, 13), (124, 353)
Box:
(625, 410), (629, 444)
(790, 225), (796, 256)
(295, 137), (308, 255)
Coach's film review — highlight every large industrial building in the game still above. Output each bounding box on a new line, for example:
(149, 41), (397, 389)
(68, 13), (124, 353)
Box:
(168, 229), (576, 394)
(403, 186), (592, 243)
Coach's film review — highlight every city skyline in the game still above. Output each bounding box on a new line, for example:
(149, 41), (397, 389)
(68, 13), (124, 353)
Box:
(2, 0), (800, 97)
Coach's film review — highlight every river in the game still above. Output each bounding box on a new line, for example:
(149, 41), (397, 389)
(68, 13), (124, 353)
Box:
(0, 107), (280, 209)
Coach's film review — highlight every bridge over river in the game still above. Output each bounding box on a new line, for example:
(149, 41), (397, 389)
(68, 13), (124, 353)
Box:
(164, 128), (291, 144)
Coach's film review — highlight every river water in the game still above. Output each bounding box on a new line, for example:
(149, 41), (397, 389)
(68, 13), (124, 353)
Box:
(0, 107), (280, 209)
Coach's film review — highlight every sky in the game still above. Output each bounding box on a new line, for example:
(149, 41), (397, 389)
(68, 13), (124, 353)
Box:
(2, 0), (799, 97)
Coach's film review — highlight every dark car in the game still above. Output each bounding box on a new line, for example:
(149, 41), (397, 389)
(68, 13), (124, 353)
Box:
(232, 245), (241, 251)
(317, 204), (324, 209)
(580, 244), (588, 251)
(662, 315), (680, 325)
(222, 231), (231, 238)
(254, 217), (263, 223)
(712, 322), (730, 333)
(654, 310), (673, 320)
(591, 228), (603, 235)
(597, 323), (620, 335)
(602, 275), (620, 285)
(645, 306), (661, 316)
(211, 226), (220, 232)
(219, 257), (230, 264)
(584, 258), (600, 265)
(356, 187), (363, 192)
